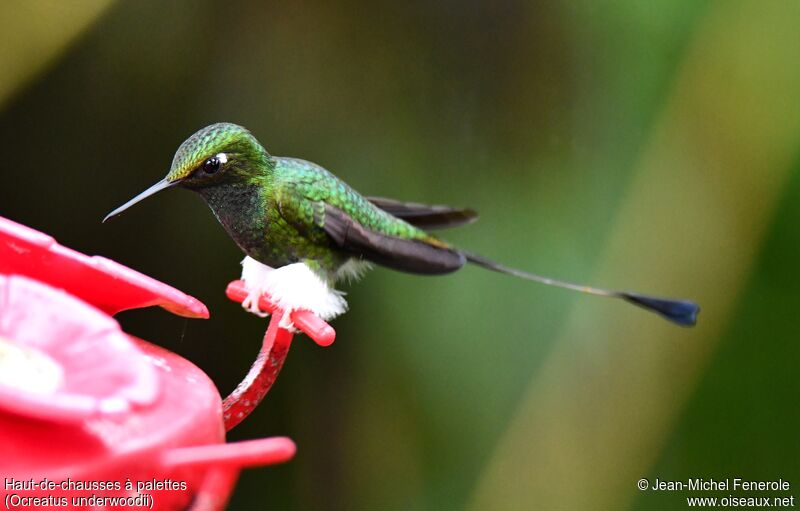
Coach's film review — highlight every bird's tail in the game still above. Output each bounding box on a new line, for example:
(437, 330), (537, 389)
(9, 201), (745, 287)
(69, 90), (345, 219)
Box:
(462, 251), (699, 327)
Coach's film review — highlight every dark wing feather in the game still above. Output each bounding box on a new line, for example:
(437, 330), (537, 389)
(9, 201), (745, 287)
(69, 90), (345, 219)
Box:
(366, 196), (478, 230)
(323, 204), (466, 275)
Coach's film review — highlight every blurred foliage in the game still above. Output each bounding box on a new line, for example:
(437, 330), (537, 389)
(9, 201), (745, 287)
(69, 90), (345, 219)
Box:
(0, 0), (113, 105)
(1, 1), (798, 510)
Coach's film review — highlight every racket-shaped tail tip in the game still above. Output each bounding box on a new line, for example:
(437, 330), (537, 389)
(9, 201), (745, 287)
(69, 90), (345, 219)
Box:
(622, 293), (700, 327)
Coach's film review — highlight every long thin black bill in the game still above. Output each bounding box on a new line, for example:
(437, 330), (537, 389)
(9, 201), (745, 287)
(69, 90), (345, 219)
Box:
(103, 178), (175, 223)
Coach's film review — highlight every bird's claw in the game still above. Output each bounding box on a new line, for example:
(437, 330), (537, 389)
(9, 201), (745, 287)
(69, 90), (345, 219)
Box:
(241, 288), (270, 318)
(240, 287), (296, 329)
(277, 310), (297, 331)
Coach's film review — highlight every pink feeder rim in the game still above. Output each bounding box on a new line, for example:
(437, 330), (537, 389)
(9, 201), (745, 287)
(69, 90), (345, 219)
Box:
(0, 216), (208, 319)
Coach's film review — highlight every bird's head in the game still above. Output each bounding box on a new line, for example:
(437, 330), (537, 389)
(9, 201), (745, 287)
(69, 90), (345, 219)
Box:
(104, 123), (271, 222)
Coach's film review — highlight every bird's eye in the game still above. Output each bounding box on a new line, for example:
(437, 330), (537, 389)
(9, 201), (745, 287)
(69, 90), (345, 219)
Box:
(203, 157), (221, 174)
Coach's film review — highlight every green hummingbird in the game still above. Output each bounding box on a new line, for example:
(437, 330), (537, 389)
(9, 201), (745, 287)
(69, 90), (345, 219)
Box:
(104, 123), (698, 327)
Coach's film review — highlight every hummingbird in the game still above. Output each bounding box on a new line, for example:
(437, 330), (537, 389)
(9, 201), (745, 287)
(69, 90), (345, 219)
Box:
(104, 123), (699, 328)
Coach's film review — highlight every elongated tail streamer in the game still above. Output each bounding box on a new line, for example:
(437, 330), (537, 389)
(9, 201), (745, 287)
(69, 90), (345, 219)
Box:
(463, 252), (699, 327)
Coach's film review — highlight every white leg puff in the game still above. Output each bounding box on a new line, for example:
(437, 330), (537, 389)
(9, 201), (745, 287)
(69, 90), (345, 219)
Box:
(240, 256), (275, 318)
(240, 256), (348, 328)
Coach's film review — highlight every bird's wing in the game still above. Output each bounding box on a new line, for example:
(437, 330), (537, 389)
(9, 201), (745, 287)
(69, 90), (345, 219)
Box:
(366, 196), (478, 230)
(276, 179), (465, 275)
(320, 204), (465, 274)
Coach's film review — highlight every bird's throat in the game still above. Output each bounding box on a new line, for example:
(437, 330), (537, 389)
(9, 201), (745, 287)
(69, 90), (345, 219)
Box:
(194, 182), (269, 258)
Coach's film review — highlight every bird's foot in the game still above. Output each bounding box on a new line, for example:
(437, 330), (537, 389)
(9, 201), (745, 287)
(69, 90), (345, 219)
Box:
(240, 257), (348, 329)
(241, 287), (271, 317)
(240, 257), (275, 317)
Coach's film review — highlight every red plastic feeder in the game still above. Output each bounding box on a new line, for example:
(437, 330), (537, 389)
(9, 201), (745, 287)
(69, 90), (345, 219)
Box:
(0, 216), (333, 510)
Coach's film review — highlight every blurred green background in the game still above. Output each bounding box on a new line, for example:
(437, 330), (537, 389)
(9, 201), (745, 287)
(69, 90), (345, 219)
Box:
(2, 1), (799, 509)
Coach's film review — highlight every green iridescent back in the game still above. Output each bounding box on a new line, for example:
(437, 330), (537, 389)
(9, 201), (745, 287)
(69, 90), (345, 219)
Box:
(274, 157), (430, 238)
(254, 157), (437, 278)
